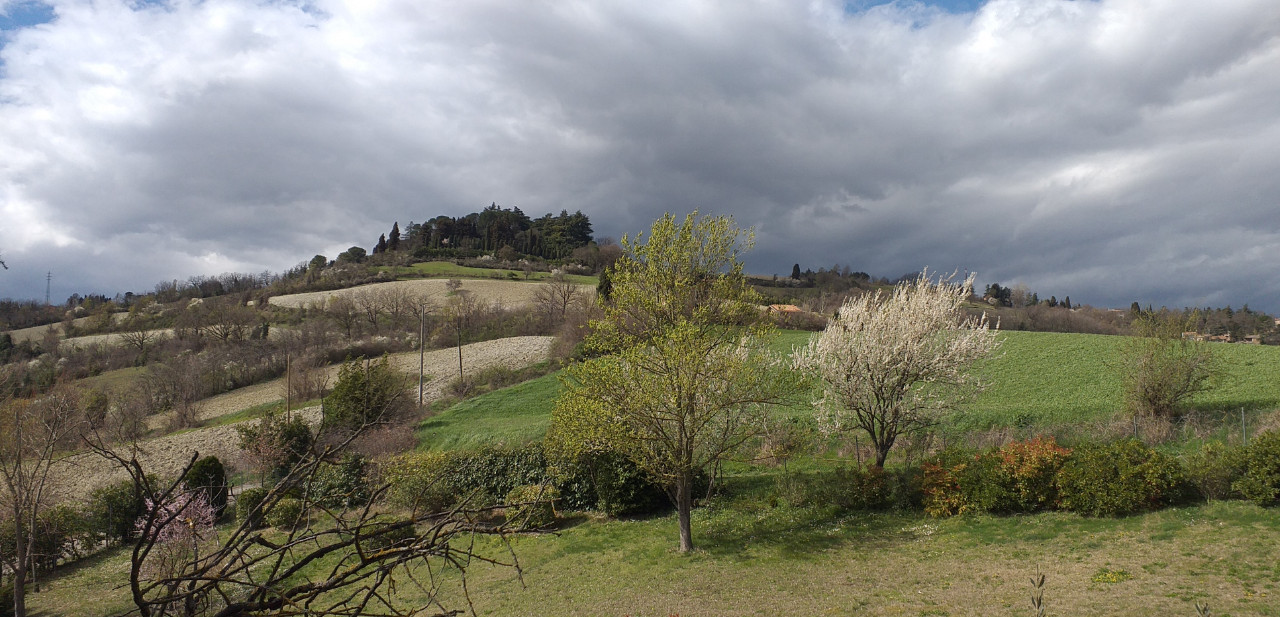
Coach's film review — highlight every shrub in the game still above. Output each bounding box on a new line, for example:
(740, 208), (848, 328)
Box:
(33, 504), (86, 570)
(236, 487), (270, 529)
(87, 479), (146, 545)
(322, 356), (408, 432)
(380, 451), (457, 513)
(807, 465), (891, 512)
(310, 454), (371, 509)
(1057, 439), (1189, 516)
(924, 438), (1072, 516)
(552, 450), (671, 517)
(237, 413), (313, 481)
(886, 465), (925, 511)
(265, 497), (306, 530)
(1234, 430), (1280, 506)
(444, 445), (551, 507)
(354, 517), (417, 553)
(1183, 441), (1247, 501)
(921, 448), (979, 517)
(505, 484), (560, 529)
(954, 452), (1015, 514)
(989, 437), (1072, 512)
(185, 455), (229, 519)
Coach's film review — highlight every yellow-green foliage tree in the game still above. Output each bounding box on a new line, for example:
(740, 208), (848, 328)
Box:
(548, 212), (802, 553)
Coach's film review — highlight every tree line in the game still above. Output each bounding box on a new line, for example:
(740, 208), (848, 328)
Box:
(367, 204), (594, 261)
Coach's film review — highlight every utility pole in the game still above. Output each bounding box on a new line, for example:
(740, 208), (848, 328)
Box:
(45, 271), (51, 306)
(419, 304), (426, 406)
(285, 353), (291, 422)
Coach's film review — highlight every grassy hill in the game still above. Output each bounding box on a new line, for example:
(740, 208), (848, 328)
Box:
(28, 328), (1280, 616)
(416, 330), (1280, 451)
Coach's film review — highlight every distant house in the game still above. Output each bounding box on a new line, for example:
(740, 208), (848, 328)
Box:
(1207, 333), (1233, 343)
(766, 304), (803, 324)
(768, 304), (802, 315)
(1242, 334), (1263, 345)
(1182, 331), (1206, 342)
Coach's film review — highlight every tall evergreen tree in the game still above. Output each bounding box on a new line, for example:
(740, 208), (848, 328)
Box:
(388, 222), (401, 251)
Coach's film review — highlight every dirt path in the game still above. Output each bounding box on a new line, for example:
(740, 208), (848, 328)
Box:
(57, 336), (555, 503)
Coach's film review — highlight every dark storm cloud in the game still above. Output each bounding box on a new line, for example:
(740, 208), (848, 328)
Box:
(2, 0), (1279, 312)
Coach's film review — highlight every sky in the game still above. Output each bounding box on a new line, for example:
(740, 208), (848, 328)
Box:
(1, 0), (1278, 313)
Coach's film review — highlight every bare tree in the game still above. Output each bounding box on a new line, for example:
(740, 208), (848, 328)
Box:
(121, 314), (161, 356)
(440, 295), (479, 382)
(0, 381), (85, 617)
(379, 287), (426, 331)
(326, 295), (360, 339)
(284, 354), (330, 406)
(794, 270), (1001, 467)
(147, 355), (207, 431)
(203, 303), (258, 344)
(533, 274), (584, 325)
(351, 289), (385, 333)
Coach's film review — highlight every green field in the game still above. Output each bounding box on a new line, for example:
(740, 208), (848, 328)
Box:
(389, 261), (598, 286)
(415, 372), (562, 450)
(416, 330), (1280, 450)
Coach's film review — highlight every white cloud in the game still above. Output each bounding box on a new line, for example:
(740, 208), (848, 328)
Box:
(1, 0), (1278, 311)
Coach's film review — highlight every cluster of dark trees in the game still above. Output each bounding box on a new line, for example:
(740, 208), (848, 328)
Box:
(983, 282), (1072, 309)
(369, 204), (594, 261)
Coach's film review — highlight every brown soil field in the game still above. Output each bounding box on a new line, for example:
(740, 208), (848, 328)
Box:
(54, 335), (554, 503)
(4, 313), (128, 344)
(267, 278), (593, 310)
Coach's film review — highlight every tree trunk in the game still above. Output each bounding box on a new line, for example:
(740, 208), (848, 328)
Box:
(873, 443), (889, 469)
(14, 521), (26, 617)
(676, 470), (693, 553)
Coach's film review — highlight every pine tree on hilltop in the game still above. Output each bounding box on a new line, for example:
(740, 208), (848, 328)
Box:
(388, 222), (401, 251)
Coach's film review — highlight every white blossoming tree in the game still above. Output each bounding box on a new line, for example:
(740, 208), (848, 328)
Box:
(795, 270), (1001, 467)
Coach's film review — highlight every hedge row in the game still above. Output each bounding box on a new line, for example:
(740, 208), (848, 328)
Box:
(919, 431), (1280, 517)
(379, 444), (673, 518)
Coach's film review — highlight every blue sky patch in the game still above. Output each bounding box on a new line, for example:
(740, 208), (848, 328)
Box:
(846, 0), (986, 14)
(0, 1), (54, 32)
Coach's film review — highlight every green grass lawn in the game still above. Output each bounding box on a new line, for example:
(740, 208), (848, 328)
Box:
(32, 495), (1280, 617)
(419, 499), (1280, 617)
(388, 261), (598, 286)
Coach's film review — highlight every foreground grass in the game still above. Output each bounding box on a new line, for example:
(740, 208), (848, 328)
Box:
(37, 499), (1278, 616)
(433, 499), (1280, 617)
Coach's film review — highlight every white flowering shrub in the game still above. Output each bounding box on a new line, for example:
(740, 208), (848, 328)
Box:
(795, 269), (1001, 467)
